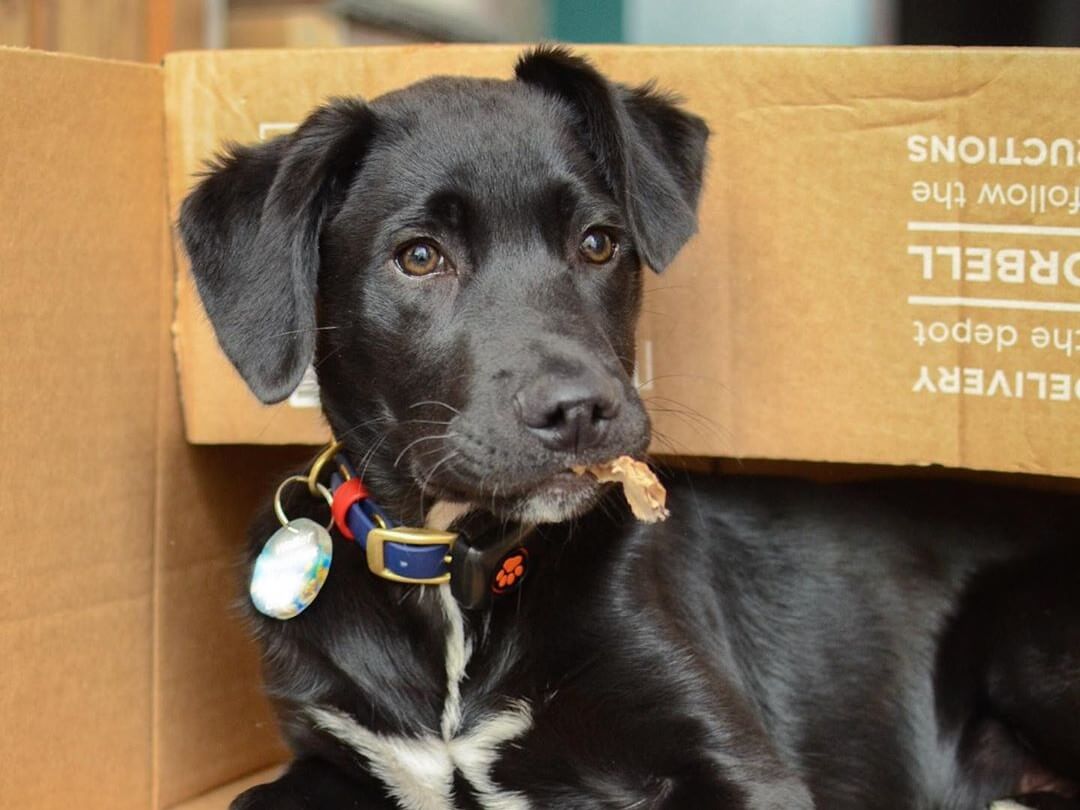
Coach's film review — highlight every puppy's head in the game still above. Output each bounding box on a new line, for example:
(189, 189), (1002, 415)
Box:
(180, 47), (708, 524)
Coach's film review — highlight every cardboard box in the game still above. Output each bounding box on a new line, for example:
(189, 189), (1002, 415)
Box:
(3, 43), (1080, 810)
(167, 45), (1080, 477)
(1, 49), (301, 810)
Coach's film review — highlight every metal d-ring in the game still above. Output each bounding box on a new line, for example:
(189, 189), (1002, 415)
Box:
(275, 474), (335, 530)
(306, 440), (344, 496)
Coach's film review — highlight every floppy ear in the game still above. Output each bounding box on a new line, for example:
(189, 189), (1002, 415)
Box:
(179, 98), (376, 404)
(515, 46), (709, 273)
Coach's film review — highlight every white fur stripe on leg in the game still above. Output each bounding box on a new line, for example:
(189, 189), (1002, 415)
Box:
(308, 705), (452, 810)
(451, 700), (533, 809)
(439, 583), (471, 741)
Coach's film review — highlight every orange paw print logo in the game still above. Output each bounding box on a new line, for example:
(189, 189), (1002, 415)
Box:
(492, 549), (529, 594)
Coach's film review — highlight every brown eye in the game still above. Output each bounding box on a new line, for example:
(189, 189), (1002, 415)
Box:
(395, 240), (445, 276)
(579, 228), (616, 264)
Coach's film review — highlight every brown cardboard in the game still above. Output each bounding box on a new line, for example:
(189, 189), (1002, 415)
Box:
(1, 47), (291, 810)
(0, 48), (162, 810)
(166, 46), (1080, 477)
(0, 0), (32, 47)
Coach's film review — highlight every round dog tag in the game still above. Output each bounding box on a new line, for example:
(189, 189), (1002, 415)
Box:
(250, 518), (333, 620)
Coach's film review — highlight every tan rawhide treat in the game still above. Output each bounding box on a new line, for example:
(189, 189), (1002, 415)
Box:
(573, 456), (670, 523)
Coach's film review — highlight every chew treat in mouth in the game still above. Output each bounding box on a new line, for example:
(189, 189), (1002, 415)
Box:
(573, 456), (670, 523)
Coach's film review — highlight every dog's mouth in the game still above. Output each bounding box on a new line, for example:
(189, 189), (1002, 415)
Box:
(397, 408), (652, 524)
(412, 456), (613, 525)
(491, 469), (603, 524)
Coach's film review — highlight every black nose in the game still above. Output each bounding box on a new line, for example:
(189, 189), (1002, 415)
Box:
(514, 371), (621, 452)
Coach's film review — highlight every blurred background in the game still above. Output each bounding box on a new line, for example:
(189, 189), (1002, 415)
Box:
(2, 0), (1080, 62)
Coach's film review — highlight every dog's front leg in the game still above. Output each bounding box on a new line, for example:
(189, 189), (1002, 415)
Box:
(231, 759), (398, 810)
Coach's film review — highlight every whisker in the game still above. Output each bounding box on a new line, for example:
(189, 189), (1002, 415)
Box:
(636, 373), (730, 393)
(358, 433), (392, 482)
(393, 433), (455, 469)
(313, 344), (346, 370)
(647, 407), (733, 446)
(417, 451), (460, 514)
(648, 429), (683, 458)
(266, 325), (344, 338)
(641, 283), (695, 295)
(409, 400), (463, 416)
(424, 452), (460, 490)
(335, 413), (393, 442)
(643, 396), (726, 435)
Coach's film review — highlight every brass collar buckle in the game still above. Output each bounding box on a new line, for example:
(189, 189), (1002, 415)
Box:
(366, 525), (457, 586)
(310, 442), (532, 608)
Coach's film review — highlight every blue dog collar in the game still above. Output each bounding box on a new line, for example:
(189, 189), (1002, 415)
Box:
(305, 441), (535, 609)
(329, 458), (456, 584)
(252, 442), (532, 618)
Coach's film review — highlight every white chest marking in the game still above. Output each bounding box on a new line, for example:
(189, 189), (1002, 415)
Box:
(308, 701), (533, 809)
(307, 586), (533, 809)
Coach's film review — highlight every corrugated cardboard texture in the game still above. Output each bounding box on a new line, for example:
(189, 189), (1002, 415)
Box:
(166, 46), (1080, 476)
(0, 47), (297, 810)
(0, 48), (161, 810)
(152, 435), (300, 804)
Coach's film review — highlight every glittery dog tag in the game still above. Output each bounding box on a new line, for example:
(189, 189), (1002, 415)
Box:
(250, 518), (332, 620)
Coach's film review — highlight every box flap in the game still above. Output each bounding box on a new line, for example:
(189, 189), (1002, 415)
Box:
(0, 48), (162, 810)
(0, 47), (290, 810)
(151, 425), (299, 805)
(166, 46), (1080, 474)
(698, 47), (1080, 476)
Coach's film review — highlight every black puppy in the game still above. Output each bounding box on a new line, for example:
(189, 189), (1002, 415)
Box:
(180, 47), (1080, 809)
